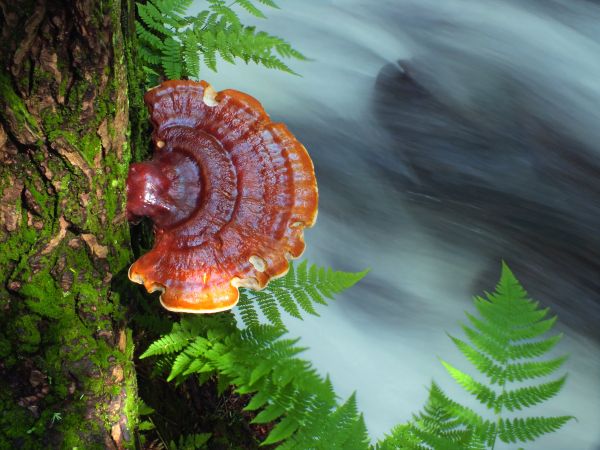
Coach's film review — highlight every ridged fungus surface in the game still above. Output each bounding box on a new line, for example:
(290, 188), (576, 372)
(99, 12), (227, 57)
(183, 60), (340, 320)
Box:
(127, 80), (318, 313)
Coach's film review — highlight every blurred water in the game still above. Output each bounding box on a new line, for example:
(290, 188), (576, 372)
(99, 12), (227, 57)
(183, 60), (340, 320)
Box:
(190, 0), (600, 448)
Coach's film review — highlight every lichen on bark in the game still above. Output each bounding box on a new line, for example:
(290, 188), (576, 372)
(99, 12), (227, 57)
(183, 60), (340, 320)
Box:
(0, 0), (139, 447)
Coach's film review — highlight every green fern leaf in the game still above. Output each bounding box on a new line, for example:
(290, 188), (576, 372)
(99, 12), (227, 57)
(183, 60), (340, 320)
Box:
(182, 29), (200, 79)
(135, 0), (305, 85)
(262, 416), (299, 445)
(182, 358), (205, 376)
(465, 312), (510, 349)
(140, 260), (573, 450)
(136, 22), (165, 50)
(168, 350), (193, 381)
(249, 360), (273, 386)
(140, 330), (192, 358)
(138, 45), (162, 65)
(156, 0), (193, 17)
(440, 361), (496, 408)
(462, 325), (508, 363)
(244, 388), (270, 411)
(143, 318), (366, 448)
(507, 333), (562, 360)
(498, 416), (574, 443)
(216, 29), (235, 64)
(450, 336), (504, 384)
(508, 315), (558, 341)
(161, 37), (183, 79)
(207, 0), (241, 26)
(185, 336), (211, 357)
(256, 291), (283, 326)
(271, 287), (303, 319)
(502, 356), (568, 383)
(137, 2), (170, 36)
(384, 381), (493, 449)
(427, 382), (486, 430)
(498, 375), (567, 411)
(251, 402), (285, 424)
(200, 31), (218, 72)
(236, 0), (266, 18)
(239, 260), (367, 328)
(237, 294), (260, 328)
(321, 393), (371, 449)
(394, 262), (573, 449)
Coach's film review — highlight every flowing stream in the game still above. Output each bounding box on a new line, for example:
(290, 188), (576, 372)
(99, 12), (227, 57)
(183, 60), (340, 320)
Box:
(190, 0), (600, 448)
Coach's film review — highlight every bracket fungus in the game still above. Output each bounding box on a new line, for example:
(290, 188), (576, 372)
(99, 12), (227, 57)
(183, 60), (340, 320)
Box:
(127, 80), (318, 313)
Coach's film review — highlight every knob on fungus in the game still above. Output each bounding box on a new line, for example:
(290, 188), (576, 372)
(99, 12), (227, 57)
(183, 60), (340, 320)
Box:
(127, 80), (318, 313)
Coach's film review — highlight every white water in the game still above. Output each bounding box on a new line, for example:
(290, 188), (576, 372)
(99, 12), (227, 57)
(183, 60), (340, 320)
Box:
(190, 0), (600, 448)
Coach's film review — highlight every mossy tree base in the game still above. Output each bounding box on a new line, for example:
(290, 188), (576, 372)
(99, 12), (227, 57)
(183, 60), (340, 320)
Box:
(0, 0), (138, 447)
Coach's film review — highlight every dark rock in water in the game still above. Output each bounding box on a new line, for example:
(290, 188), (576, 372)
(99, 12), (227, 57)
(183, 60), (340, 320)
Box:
(373, 60), (600, 340)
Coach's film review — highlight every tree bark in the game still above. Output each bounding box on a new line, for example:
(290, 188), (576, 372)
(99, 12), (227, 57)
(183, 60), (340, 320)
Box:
(0, 0), (139, 447)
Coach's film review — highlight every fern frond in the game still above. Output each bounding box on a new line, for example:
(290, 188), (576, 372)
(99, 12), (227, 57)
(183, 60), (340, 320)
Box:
(449, 336), (504, 384)
(136, 21), (165, 50)
(199, 30), (218, 72)
(501, 356), (568, 383)
(238, 260), (368, 328)
(140, 331), (192, 358)
(167, 350), (194, 381)
(207, 1), (241, 27)
(135, 0), (305, 83)
(237, 295), (260, 328)
(377, 424), (431, 450)
(301, 393), (370, 450)
(155, 0), (193, 17)
(497, 416), (574, 443)
(379, 382), (489, 450)
(440, 361), (496, 408)
(182, 30), (201, 78)
(236, 0), (267, 18)
(142, 313), (367, 448)
(508, 315), (558, 341)
(461, 325), (508, 363)
(426, 382), (487, 430)
(497, 375), (567, 411)
(465, 313), (509, 350)
(394, 262), (573, 449)
(507, 333), (562, 360)
(261, 416), (299, 445)
(137, 2), (170, 36)
(161, 37), (183, 79)
(138, 45), (162, 65)
(215, 29), (236, 63)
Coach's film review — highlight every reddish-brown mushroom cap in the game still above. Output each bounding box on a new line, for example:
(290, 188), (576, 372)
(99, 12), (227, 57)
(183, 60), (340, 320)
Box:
(127, 80), (318, 313)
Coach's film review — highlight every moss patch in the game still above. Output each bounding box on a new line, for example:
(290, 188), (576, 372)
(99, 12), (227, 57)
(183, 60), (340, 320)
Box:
(0, 0), (138, 447)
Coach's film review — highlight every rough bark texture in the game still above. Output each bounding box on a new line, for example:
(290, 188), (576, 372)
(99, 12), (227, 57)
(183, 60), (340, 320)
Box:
(0, 0), (138, 447)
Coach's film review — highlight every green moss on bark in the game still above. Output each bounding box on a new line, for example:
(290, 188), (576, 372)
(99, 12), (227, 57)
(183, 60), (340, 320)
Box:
(0, 0), (138, 447)
(0, 73), (42, 137)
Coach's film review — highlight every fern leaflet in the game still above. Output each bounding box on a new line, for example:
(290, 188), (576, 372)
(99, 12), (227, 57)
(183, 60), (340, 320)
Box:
(237, 260), (368, 328)
(376, 262), (574, 449)
(141, 315), (369, 448)
(135, 0), (305, 85)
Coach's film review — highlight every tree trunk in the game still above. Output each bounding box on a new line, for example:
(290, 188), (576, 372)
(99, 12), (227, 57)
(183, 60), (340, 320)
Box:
(0, 0), (139, 447)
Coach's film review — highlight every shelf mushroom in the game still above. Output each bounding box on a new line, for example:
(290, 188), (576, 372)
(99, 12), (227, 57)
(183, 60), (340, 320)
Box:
(127, 80), (318, 313)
